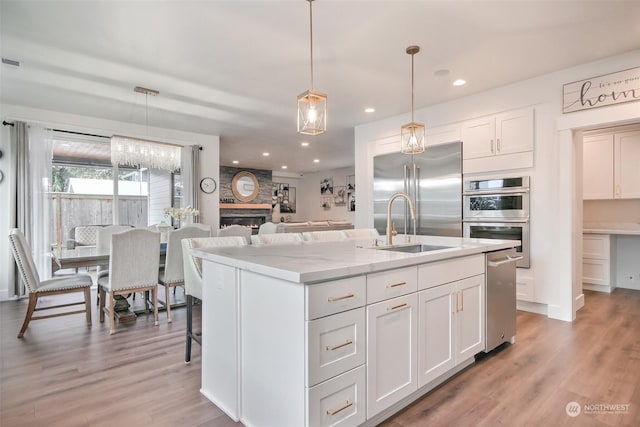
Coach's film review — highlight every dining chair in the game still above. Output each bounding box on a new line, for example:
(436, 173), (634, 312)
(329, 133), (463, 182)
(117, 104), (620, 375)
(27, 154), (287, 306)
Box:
(301, 230), (348, 242)
(96, 225), (133, 273)
(97, 229), (160, 335)
(342, 228), (381, 239)
(250, 232), (303, 246)
(257, 222), (281, 234)
(182, 236), (247, 363)
(8, 228), (92, 338)
(158, 225), (211, 323)
(186, 222), (212, 234)
(217, 224), (252, 243)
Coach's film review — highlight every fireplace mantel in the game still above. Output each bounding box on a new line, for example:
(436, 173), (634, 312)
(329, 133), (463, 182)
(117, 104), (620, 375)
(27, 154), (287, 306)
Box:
(220, 203), (272, 210)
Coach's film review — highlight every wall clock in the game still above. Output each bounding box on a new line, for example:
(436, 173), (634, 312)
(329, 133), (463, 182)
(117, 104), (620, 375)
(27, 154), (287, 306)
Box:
(199, 177), (217, 194)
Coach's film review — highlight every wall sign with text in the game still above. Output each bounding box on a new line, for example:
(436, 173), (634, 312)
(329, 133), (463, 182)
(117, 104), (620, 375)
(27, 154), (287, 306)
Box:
(563, 67), (640, 114)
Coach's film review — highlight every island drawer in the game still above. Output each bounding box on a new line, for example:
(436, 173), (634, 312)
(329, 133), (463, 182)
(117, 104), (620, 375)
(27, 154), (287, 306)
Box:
(307, 365), (366, 427)
(418, 254), (484, 290)
(366, 266), (418, 304)
(306, 307), (365, 387)
(306, 276), (366, 320)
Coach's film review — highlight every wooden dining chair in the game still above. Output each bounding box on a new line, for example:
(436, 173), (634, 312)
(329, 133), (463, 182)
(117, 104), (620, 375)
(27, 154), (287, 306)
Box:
(181, 236), (247, 363)
(97, 229), (160, 335)
(158, 225), (211, 323)
(8, 228), (93, 338)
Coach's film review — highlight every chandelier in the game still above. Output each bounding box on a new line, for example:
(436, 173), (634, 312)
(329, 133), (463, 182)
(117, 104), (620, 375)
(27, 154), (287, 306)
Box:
(297, 0), (327, 135)
(110, 86), (182, 172)
(400, 45), (426, 154)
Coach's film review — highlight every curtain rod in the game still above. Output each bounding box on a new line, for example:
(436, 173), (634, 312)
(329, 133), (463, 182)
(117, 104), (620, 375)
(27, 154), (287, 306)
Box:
(53, 128), (110, 139)
(3, 120), (14, 127)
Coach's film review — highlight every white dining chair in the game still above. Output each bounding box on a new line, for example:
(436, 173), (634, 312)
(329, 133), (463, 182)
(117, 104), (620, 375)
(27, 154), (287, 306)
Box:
(217, 224), (252, 243)
(97, 229), (161, 335)
(301, 230), (348, 242)
(342, 228), (380, 239)
(158, 225), (211, 323)
(250, 232), (303, 246)
(257, 222), (281, 234)
(8, 228), (93, 338)
(186, 223), (212, 234)
(95, 225), (134, 305)
(182, 236), (247, 363)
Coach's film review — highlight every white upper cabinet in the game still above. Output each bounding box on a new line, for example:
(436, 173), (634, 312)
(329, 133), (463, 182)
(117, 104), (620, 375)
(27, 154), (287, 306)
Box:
(583, 134), (614, 199)
(583, 129), (640, 200)
(462, 107), (534, 160)
(425, 123), (461, 147)
(615, 131), (640, 199)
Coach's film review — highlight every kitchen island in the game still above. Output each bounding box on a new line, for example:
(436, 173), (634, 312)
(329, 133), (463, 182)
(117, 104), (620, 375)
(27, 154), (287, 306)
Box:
(192, 235), (518, 427)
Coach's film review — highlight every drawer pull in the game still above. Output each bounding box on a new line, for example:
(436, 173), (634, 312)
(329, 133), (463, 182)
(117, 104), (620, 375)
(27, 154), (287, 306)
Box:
(326, 400), (353, 416)
(386, 281), (407, 289)
(388, 302), (408, 311)
(327, 293), (354, 302)
(326, 339), (353, 351)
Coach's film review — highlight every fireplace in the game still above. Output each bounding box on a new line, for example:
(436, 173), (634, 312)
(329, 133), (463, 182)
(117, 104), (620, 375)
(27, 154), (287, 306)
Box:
(220, 215), (267, 234)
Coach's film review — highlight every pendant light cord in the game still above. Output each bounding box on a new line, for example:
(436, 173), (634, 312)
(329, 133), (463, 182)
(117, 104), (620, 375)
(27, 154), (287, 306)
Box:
(411, 52), (415, 122)
(309, 0), (314, 90)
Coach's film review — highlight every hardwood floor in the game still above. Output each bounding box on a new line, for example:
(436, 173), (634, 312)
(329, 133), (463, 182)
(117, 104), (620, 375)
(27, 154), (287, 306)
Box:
(1, 289), (638, 427)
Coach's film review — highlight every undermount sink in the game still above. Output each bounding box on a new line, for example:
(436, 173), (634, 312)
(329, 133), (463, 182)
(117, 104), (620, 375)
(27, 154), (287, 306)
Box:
(377, 243), (453, 253)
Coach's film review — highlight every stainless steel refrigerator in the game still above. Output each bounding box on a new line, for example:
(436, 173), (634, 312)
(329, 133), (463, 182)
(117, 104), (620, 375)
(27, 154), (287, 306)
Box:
(373, 141), (462, 237)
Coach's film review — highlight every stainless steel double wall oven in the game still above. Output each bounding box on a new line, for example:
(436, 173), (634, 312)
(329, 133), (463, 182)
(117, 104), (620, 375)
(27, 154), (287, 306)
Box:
(463, 176), (530, 268)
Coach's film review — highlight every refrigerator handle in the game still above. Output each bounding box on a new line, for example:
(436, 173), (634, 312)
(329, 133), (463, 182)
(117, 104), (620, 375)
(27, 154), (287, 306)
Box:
(403, 164), (409, 234)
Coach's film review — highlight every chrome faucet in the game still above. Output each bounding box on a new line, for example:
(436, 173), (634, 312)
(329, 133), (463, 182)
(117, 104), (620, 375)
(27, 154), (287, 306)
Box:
(386, 192), (416, 246)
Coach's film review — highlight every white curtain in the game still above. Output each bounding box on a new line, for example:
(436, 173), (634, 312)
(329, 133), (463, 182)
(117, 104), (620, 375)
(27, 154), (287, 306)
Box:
(181, 145), (200, 225)
(28, 125), (54, 280)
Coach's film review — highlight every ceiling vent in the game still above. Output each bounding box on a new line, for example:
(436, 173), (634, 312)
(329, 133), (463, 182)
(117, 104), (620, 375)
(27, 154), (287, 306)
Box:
(2, 58), (21, 67)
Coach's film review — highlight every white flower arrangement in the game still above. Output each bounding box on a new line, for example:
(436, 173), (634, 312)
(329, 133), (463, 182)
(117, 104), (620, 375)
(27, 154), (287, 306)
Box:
(164, 205), (199, 221)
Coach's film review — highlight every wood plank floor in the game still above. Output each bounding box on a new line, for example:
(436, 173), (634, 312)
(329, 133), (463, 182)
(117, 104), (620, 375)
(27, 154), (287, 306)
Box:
(1, 289), (639, 427)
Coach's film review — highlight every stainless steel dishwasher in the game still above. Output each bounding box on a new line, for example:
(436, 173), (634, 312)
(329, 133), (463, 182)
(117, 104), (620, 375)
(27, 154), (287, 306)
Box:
(485, 248), (521, 352)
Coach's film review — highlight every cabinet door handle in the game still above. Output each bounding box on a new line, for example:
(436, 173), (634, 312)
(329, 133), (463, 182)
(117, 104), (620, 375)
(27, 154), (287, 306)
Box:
(615, 184), (620, 197)
(326, 400), (353, 416)
(497, 138), (501, 152)
(388, 302), (408, 311)
(326, 339), (353, 351)
(327, 293), (354, 302)
(386, 281), (407, 289)
(490, 139), (495, 153)
(460, 291), (464, 312)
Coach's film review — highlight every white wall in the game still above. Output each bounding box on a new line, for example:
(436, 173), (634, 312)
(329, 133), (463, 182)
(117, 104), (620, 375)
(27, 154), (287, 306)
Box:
(0, 104), (220, 300)
(355, 49), (640, 322)
(277, 167), (355, 223)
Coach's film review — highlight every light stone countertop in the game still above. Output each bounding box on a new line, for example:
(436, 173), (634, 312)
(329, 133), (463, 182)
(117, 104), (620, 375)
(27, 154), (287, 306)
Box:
(192, 234), (520, 284)
(583, 222), (640, 235)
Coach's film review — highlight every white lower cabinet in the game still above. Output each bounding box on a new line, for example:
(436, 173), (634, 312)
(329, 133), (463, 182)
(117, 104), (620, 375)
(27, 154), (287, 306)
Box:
(307, 365), (366, 427)
(455, 275), (485, 363)
(417, 274), (485, 388)
(417, 283), (455, 387)
(366, 293), (418, 418)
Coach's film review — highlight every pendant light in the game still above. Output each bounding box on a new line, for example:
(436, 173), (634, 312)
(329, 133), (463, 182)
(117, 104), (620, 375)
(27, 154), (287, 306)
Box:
(400, 45), (425, 154)
(111, 86), (181, 172)
(297, 0), (327, 136)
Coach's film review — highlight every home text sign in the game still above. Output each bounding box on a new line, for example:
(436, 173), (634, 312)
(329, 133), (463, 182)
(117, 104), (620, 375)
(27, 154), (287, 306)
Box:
(563, 67), (640, 113)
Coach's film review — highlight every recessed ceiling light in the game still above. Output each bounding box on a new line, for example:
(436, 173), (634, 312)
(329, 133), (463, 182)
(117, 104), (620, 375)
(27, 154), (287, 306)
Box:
(364, 107), (376, 113)
(281, 165), (287, 169)
(301, 142), (309, 147)
(434, 69), (450, 77)
(232, 160), (239, 164)
(263, 152), (270, 156)
(453, 79), (466, 86)
(313, 159), (320, 163)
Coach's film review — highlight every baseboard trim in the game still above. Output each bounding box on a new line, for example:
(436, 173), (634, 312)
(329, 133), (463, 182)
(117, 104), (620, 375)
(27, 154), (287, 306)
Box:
(516, 300), (548, 316)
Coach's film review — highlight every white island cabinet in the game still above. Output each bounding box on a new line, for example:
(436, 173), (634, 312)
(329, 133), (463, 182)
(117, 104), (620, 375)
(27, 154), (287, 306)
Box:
(194, 236), (518, 427)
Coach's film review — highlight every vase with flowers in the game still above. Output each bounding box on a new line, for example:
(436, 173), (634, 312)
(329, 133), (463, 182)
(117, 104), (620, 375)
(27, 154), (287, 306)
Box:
(163, 205), (199, 229)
